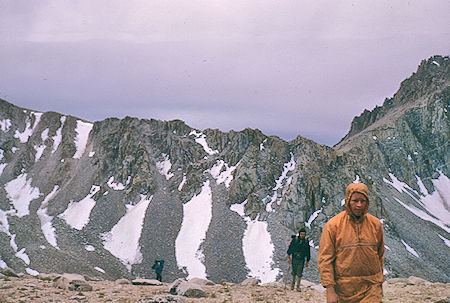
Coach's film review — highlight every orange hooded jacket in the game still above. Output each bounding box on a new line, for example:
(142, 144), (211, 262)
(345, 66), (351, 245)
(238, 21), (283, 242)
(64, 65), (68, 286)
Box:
(318, 183), (384, 302)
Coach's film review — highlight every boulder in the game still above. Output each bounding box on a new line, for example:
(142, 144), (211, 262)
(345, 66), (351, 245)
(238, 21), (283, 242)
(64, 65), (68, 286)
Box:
(262, 281), (284, 288)
(176, 281), (207, 298)
(168, 278), (186, 294)
(132, 278), (163, 286)
(240, 278), (261, 286)
(38, 273), (59, 281)
(137, 295), (186, 303)
(1, 267), (19, 277)
(115, 278), (132, 285)
(188, 277), (215, 286)
(53, 273), (93, 291)
(386, 278), (409, 284)
(84, 275), (102, 281)
(70, 295), (87, 301)
(407, 276), (429, 285)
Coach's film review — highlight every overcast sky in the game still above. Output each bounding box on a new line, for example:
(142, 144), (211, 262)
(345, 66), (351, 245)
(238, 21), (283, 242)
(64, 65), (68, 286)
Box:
(0, 1), (449, 146)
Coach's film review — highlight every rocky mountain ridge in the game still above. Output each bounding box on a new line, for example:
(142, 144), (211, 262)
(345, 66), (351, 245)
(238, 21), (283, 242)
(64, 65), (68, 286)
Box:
(337, 55), (449, 147)
(0, 56), (448, 285)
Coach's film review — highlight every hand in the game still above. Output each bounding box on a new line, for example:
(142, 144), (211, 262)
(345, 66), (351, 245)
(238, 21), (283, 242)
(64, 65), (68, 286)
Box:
(287, 256), (291, 263)
(305, 261), (309, 267)
(326, 286), (339, 303)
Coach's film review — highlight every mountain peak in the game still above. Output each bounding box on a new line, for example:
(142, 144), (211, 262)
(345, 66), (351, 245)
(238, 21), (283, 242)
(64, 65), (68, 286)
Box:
(335, 55), (449, 147)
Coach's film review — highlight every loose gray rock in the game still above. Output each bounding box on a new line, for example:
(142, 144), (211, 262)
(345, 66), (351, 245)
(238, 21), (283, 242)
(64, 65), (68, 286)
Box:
(262, 281), (284, 288)
(168, 278), (186, 294)
(240, 278), (261, 286)
(68, 281), (93, 291)
(386, 278), (409, 284)
(137, 295), (186, 303)
(70, 295), (87, 301)
(54, 273), (93, 291)
(115, 278), (132, 285)
(38, 273), (59, 281)
(84, 275), (102, 281)
(176, 281), (207, 298)
(407, 276), (429, 285)
(132, 278), (163, 286)
(1, 267), (19, 277)
(188, 277), (215, 286)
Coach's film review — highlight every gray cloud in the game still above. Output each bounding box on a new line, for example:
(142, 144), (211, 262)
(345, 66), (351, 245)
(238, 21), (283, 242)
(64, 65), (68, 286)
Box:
(1, 1), (449, 146)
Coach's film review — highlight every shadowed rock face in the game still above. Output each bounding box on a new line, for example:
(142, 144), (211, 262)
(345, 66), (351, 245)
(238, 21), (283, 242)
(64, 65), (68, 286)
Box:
(0, 56), (448, 283)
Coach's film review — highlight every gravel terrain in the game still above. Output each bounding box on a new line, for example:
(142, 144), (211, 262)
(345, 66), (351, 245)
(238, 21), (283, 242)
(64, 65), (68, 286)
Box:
(0, 276), (449, 303)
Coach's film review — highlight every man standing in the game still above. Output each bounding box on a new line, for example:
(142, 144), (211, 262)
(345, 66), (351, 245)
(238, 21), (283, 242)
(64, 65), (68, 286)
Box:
(152, 258), (164, 282)
(287, 227), (310, 291)
(318, 183), (384, 303)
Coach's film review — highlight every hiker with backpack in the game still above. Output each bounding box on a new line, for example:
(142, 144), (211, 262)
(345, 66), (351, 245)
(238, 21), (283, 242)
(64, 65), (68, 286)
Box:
(152, 258), (164, 282)
(287, 227), (311, 291)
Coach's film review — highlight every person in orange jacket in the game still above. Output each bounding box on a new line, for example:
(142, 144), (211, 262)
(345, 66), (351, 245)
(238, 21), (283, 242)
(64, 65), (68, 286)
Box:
(318, 183), (384, 303)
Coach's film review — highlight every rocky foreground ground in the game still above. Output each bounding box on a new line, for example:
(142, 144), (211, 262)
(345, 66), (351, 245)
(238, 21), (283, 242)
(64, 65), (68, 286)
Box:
(0, 272), (449, 303)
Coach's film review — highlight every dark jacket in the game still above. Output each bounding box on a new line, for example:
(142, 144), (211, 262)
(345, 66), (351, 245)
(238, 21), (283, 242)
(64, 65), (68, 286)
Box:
(152, 260), (164, 274)
(287, 236), (311, 262)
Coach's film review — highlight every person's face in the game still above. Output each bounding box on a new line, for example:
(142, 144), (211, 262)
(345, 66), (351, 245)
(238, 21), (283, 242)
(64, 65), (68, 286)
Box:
(299, 232), (306, 239)
(349, 192), (368, 217)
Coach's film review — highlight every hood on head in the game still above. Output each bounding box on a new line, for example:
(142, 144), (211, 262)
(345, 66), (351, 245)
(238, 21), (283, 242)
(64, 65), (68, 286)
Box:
(345, 183), (370, 216)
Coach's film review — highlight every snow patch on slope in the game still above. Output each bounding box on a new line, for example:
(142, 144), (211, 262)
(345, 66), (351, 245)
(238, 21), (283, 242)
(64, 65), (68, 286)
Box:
(26, 268), (39, 276)
(190, 130), (219, 155)
(0, 258), (7, 269)
(178, 175), (187, 191)
(176, 181), (212, 279)
(156, 154), (174, 180)
(231, 200), (279, 283)
(37, 185), (60, 249)
(437, 234), (450, 247)
(52, 116), (66, 153)
(14, 112), (42, 143)
(0, 209), (31, 265)
(266, 154), (296, 212)
(0, 163), (7, 176)
(102, 195), (152, 271)
(305, 208), (322, 229)
(107, 176), (130, 191)
(401, 240), (419, 258)
(85, 245), (95, 251)
(0, 119), (12, 132)
(208, 160), (238, 188)
(5, 174), (41, 217)
(384, 172), (450, 233)
(73, 120), (93, 159)
(58, 185), (100, 230)
(34, 128), (49, 162)
(15, 248), (30, 265)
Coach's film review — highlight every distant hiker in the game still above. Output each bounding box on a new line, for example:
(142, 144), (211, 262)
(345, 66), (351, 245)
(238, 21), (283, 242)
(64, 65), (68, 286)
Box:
(318, 183), (384, 303)
(287, 227), (310, 291)
(152, 258), (164, 282)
